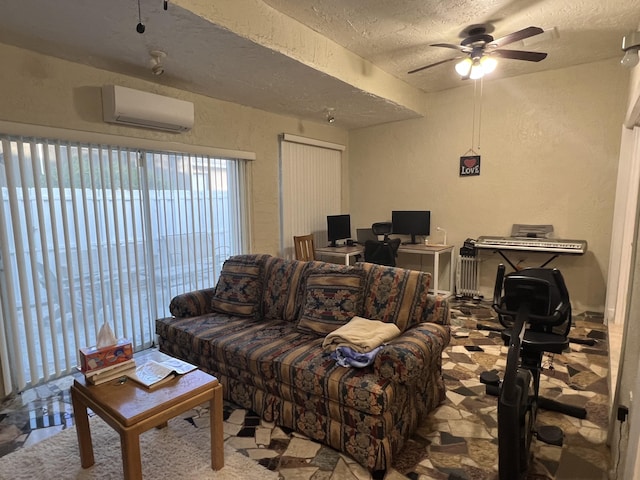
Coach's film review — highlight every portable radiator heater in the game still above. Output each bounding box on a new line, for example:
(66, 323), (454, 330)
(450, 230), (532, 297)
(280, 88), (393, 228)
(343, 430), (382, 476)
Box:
(456, 253), (482, 299)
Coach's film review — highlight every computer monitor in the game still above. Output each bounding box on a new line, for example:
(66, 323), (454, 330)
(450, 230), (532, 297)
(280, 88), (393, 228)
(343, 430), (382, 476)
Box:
(327, 214), (351, 247)
(392, 210), (431, 244)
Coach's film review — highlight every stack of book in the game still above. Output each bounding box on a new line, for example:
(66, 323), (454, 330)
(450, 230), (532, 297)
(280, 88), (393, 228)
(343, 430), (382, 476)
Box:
(79, 338), (135, 385)
(84, 358), (136, 385)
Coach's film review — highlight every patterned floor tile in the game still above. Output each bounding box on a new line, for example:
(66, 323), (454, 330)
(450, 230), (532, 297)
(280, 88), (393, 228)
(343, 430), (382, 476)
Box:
(0, 299), (611, 479)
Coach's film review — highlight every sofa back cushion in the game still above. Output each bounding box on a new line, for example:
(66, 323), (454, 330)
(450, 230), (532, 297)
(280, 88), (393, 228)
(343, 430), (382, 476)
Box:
(262, 256), (312, 321)
(211, 254), (270, 319)
(296, 270), (364, 335)
(360, 262), (432, 332)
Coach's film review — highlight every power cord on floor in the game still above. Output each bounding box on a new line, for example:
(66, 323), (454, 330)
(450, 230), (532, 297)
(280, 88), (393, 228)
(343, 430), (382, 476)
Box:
(612, 412), (629, 479)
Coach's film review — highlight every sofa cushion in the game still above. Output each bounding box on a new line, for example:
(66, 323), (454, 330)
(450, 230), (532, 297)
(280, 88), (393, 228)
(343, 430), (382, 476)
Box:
(296, 270), (364, 335)
(360, 262), (432, 332)
(169, 287), (217, 318)
(211, 254), (270, 318)
(262, 256), (311, 322)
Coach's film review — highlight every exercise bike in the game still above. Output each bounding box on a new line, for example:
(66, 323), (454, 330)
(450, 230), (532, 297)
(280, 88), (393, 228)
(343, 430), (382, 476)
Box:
(480, 265), (587, 480)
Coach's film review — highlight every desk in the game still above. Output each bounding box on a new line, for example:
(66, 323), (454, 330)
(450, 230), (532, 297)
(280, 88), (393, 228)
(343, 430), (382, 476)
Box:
(397, 244), (455, 297)
(315, 244), (455, 296)
(315, 245), (363, 266)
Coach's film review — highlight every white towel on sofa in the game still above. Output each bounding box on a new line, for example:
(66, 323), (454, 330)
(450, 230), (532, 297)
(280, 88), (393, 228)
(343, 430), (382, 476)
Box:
(322, 316), (401, 353)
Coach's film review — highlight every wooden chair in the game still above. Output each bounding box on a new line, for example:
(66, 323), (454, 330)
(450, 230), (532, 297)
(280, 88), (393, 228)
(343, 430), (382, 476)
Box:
(293, 234), (316, 261)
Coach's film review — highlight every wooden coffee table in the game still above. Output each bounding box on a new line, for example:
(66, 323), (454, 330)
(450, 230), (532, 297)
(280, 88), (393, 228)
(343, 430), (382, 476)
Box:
(70, 368), (223, 480)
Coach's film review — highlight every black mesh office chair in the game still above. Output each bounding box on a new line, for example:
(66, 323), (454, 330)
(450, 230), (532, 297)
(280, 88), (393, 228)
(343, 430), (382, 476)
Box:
(364, 222), (401, 267)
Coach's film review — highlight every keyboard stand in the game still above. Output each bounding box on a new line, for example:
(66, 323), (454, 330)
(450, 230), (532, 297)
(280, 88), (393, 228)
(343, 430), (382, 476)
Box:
(491, 249), (560, 271)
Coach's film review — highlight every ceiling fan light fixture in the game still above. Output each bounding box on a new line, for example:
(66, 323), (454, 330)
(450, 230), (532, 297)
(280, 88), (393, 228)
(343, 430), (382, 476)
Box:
(455, 58), (472, 76)
(469, 60), (484, 80)
(480, 56), (497, 74)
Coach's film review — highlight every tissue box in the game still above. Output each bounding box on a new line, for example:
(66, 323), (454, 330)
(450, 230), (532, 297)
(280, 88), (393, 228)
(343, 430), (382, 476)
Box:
(79, 338), (133, 373)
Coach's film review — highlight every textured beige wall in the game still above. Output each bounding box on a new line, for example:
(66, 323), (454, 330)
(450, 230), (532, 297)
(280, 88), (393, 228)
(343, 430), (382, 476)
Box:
(0, 43), (349, 257)
(349, 58), (628, 312)
(0, 42), (629, 311)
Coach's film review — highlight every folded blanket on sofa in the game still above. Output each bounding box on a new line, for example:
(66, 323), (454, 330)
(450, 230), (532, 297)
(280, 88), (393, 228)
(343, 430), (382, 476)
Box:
(331, 345), (383, 368)
(322, 316), (401, 353)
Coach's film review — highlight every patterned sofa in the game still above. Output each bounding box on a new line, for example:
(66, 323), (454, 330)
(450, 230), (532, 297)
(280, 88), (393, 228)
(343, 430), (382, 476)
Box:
(156, 254), (450, 472)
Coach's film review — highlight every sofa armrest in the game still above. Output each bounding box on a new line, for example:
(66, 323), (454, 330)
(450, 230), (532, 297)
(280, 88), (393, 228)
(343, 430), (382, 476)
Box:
(373, 323), (451, 384)
(169, 288), (217, 318)
(426, 295), (450, 325)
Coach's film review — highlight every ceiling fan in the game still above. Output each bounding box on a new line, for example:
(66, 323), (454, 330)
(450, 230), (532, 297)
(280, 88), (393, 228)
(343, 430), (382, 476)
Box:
(408, 25), (548, 78)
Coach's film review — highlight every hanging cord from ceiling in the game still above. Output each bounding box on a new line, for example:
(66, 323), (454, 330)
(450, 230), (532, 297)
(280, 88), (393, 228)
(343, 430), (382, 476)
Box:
(477, 77), (484, 152)
(136, 0), (145, 33)
(137, 1), (169, 34)
(464, 78), (484, 156)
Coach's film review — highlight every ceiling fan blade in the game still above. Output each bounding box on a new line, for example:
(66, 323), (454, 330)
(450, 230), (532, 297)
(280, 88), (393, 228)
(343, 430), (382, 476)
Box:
(490, 26), (544, 48)
(408, 56), (459, 74)
(430, 43), (465, 51)
(492, 49), (547, 62)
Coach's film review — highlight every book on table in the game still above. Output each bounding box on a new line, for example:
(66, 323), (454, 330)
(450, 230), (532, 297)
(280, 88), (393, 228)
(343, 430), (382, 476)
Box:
(126, 357), (198, 389)
(84, 359), (137, 385)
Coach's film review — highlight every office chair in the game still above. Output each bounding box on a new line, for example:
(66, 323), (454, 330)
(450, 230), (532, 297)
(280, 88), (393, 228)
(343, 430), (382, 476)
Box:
(364, 222), (401, 266)
(293, 234), (316, 261)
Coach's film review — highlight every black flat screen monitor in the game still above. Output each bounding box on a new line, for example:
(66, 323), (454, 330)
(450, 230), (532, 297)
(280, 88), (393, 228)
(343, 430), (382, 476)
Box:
(327, 214), (351, 247)
(392, 210), (431, 244)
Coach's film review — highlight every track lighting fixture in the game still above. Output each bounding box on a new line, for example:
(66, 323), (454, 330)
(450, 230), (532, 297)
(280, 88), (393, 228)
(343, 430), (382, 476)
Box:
(325, 108), (336, 124)
(150, 50), (167, 76)
(621, 31), (640, 68)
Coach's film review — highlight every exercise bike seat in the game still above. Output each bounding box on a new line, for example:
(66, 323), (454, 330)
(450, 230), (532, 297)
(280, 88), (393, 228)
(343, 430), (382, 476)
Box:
(500, 329), (569, 354)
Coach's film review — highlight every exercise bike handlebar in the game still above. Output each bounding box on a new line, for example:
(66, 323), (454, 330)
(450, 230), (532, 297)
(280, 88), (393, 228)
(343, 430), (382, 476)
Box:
(492, 265), (570, 327)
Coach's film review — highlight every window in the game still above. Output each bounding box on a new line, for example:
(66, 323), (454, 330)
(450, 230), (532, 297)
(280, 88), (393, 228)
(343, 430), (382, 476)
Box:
(0, 135), (249, 392)
(280, 135), (344, 258)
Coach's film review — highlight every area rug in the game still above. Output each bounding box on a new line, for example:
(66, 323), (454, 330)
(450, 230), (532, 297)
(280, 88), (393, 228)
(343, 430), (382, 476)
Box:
(0, 416), (278, 480)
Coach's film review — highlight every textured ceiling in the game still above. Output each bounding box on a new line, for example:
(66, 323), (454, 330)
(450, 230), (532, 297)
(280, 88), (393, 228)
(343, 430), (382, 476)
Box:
(0, 0), (638, 129)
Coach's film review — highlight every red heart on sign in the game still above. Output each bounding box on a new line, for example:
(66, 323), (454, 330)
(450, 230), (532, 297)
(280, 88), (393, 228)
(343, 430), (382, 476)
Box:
(463, 157), (477, 168)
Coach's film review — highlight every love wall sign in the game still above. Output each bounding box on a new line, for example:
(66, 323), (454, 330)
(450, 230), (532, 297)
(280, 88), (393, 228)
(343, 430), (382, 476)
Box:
(460, 155), (481, 177)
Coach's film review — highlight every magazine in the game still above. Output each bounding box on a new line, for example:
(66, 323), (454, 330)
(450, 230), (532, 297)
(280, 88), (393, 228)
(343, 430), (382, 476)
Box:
(126, 358), (197, 389)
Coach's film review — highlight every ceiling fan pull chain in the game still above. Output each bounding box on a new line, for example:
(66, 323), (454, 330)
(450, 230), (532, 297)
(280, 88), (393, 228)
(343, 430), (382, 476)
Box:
(470, 80), (477, 150)
(477, 77), (483, 151)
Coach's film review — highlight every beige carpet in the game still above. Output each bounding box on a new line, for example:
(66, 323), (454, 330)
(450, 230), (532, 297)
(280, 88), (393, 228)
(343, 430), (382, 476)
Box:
(0, 416), (278, 480)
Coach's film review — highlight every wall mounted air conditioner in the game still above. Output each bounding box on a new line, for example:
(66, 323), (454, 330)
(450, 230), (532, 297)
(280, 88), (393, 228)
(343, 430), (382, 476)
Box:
(102, 84), (194, 132)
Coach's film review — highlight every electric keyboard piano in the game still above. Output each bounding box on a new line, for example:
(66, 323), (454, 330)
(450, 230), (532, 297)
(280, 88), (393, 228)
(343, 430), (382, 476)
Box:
(475, 236), (587, 269)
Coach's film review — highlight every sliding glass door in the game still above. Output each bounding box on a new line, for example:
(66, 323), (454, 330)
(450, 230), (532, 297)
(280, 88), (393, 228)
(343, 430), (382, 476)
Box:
(0, 135), (248, 393)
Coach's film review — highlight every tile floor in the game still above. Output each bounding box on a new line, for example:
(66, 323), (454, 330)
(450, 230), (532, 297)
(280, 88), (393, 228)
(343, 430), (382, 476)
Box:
(0, 299), (612, 479)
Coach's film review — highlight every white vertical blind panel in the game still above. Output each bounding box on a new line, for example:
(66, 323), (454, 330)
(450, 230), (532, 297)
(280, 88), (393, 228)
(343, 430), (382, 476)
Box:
(280, 141), (342, 259)
(0, 134), (249, 393)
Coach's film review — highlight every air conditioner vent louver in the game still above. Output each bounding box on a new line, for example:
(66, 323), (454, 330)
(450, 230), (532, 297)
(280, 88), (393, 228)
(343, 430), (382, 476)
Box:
(101, 85), (194, 133)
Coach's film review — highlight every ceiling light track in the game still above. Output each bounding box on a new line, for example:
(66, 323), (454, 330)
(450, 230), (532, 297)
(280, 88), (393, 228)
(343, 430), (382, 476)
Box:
(150, 50), (167, 76)
(621, 31), (640, 68)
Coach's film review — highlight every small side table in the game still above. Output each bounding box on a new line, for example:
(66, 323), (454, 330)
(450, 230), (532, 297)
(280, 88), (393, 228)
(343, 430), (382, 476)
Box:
(71, 368), (223, 480)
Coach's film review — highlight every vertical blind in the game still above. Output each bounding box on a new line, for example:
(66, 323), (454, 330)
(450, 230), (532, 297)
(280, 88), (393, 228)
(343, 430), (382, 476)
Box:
(280, 139), (342, 258)
(0, 135), (248, 393)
